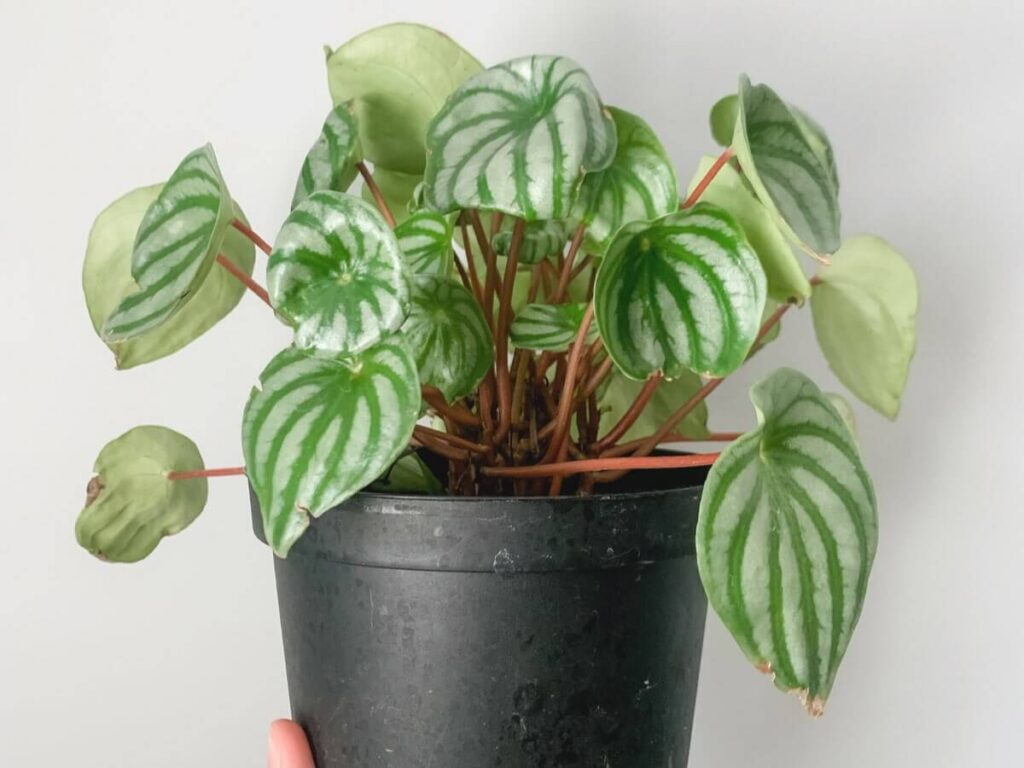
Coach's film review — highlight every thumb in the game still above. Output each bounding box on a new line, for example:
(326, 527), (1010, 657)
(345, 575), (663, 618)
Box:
(268, 719), (315, 768)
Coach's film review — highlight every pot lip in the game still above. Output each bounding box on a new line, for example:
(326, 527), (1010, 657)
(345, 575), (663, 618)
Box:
(354, 480), (704, 506)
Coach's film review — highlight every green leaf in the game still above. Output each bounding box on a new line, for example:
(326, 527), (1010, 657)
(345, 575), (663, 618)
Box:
(75, 426), (207, 563)
(243, 339), (420, 557)
(509, 302), (596, 351)
(686, 155), (810, 303)
(326, 23), (482, 175)
(697, 367), (877, 715)
(573, 106), (678, 256)
(103, 145), (234, 340)
(394, 210), (454, 276)
(710, 94), (738, 147)
(423, 55), (617, 221)
(594, 203), (767, 379)
(810, 235), (917, 418)
(597, 369), (709, 443)
(826, 392), (858, 440)
(733, 76), (841, 256)
(360, 167), (423, 226)
(493, 219), (571, 265)
(84, 185), (255, 368)
(292, 102), (362, 209)
(268, 191), (412, 354)
(401, 275), (494, 400)
(369, 453), (444, 494)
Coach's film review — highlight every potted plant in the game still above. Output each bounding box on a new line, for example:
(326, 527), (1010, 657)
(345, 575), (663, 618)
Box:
(75, 22), (918, 767)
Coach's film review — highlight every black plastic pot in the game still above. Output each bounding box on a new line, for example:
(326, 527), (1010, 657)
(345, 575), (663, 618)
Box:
(251, 463), (709, 768)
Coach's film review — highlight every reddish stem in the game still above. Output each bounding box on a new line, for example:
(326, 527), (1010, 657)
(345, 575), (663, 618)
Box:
(167, 466), (246, 481)
(422, 386), (479, 427)
(459, 216), (485, 306)
(553, 223), (586, 302)
(215, 254), (271, 306)
(414, 425), (488, 455)
(494, 219), (525, 444)
(231, 219), (272, 255)
(594, 374), (663, 451)
(469, 211), (500, 319)
(481, 452), (720, 480)
(680, 148), (735, 209)
(357, 162), (397, 228)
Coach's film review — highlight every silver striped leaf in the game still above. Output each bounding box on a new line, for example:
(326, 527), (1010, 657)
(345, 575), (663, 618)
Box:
(492, 219), (571, 265)
(594, 203), (767, 380)
(573, 107), (678, 257)
(268, 191), (412, 354)
(401, 275), (493, 401)
(733, 76), (842, 257)
(509, 302), (597, 352)
(697, 367), (877, 715)
(243, 339), (420, 557)
(423, 55), (617, 221)
(394, 211), (454, 276)
(76, 426), (208, 563)
(103, 144), (233, 340)
(291, 102), (362, 209)
(84, 184), (256, 368)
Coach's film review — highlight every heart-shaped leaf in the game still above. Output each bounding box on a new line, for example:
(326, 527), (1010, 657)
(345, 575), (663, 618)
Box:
(686, 155), (810, 303)
(243, 339), (420, 557)
(401, 275), (494, 400)
(697, 367), (877, 715)
(733, 76), (841, 257)
(76, 426), (208, 563)
(493, 220), (571, 265)
(370, 453), (444, 494)
(510, 302), (596, 351)
(573, 106), (678, 256)
(810, 235), (917, 418)
(710, 94), (739, 147)
(594, 203), (767, 379)
(103, 144), (233, 340)
(268, 191), (412, 354)
(326, 23), (482, 175)
(395, 210), (454, 276)
(292, 102), (362, 209)
(84, 185), (255, 368)
(597, 369), (709, 443)
(423, 55), (617, 221)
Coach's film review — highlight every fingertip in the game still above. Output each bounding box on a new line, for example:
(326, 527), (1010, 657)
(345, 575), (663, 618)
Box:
(268, 719), (315, 768)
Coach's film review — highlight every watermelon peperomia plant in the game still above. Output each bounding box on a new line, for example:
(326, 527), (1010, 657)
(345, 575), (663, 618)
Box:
(76, 23), (918, 716)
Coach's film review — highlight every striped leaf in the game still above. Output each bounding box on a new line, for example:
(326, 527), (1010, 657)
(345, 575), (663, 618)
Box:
(510, 302), (596, 352)
(732, 76), (842, 257)
(598, 369), (709, 443)
(697, 367), (877, 715)
(76, 426), (207, 563)
(243, 339), (420, 557)
(811, 235), (918, 418)
(103, 144), (233, 340)
(268, 191), (412, 354)
(292, 102), (362, 209)
(594, 203), (767, 380)
(401, 275), (493, 400)
(493, 219), (571, 265)
(423, 55), (617, 221)
(686, 155), (811, 303)
(84, 184), (255, 368)
(326, 23), (482, 175)
(573, 106), (678, 256)
(394, 210), (454, 276)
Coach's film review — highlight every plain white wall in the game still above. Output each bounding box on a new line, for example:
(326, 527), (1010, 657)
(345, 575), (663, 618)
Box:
(2, 0), (1022, 765)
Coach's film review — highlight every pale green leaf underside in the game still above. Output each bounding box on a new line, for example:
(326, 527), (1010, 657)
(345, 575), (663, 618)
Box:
(369, 452), (444, 494)
(394, 210), (454, 276)
(598, 370), (709, 443)
(710, 94), (738, 147)
(811, 235), (917, 418)
(733, 76), (841, 256)
(103, 144), (232, 340)
(687, 155), (810, 303)
(509, 302), (596, 351)
(493, 219), (571, 265)
(326, 22), (482, 175)
(292, 102), (362, 209)
(84, 185), (255, 369)
(76, 426), (207, 563)
(697, 367), (877, 714)
(423, 55), (617, 221)
(574, 106), (678, 256)
(268, 191), (412, 354)
(243, 339), (420, 557)
(361, 166), (423, 227)
(594, 203), (767, 380)
(401, 275), (494, 400)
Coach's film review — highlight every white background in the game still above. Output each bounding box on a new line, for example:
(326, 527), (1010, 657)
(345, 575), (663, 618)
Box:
(2, 0), (1022, 765)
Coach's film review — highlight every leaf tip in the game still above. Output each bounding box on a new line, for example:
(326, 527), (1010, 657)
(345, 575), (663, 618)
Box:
(796, 689), (827, 718)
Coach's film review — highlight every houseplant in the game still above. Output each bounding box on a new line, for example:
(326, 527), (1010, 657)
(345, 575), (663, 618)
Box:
(76, 21), (918, 767)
